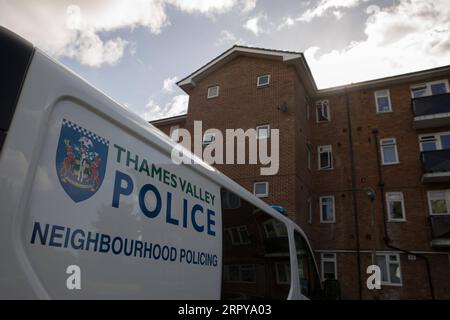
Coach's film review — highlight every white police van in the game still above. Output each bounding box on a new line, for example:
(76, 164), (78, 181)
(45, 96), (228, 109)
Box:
(0, 27), (321, 300)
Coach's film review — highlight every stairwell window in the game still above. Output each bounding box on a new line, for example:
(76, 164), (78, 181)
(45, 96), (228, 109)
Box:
(380, 138), (399, 165)
(257, 74), (271, 87)
(375, 89), (392, 113)
(316, 100), (330, 122)
(376, 254), (402, 286)
(253, 181), (269, 198)
(320, 196), (335, 223)
(307, 143), (312, 170)
(318, 145), (333, 170)
(386, 192), (406, 221)
(321, 253), (337, 280)
(207, 85), (219, 99)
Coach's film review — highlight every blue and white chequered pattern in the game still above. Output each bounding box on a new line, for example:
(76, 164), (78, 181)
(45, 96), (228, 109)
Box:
(62, 119), (109, 146)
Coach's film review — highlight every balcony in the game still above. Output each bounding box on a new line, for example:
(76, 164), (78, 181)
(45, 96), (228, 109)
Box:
(421, 149), (450, 182)
(412, 93), (450, 129)
(430, 215), (450, 247)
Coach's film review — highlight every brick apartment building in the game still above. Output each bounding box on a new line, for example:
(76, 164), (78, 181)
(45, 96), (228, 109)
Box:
(151, 46), (450, 299)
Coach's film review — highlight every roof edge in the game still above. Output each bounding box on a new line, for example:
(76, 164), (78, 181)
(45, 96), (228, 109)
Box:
(149, 114), (187, 126)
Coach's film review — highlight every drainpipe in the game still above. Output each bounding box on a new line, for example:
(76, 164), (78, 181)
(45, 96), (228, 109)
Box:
(344, 87), (363, 300)
(371, 128), (435, 300)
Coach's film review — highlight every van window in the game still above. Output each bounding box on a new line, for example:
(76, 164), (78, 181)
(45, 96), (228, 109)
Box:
(294, 231), (321, 299)
(221, 188), (291, 299)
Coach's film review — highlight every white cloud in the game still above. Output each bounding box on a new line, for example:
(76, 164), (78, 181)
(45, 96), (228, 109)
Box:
(142, 94), (189, 121)
(215, 30), (245, 47)
(305, 0), (450, 88)
(298, 0), (366, 22)
(0, 0), (255, 67)
(163, 76), (179, 92)
(277, 17), (295, 31)
(244, 14), (268, 36)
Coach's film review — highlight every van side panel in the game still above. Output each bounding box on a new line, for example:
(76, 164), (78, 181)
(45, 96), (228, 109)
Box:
(0, 27), (34, 152)
(0, 51), (222, 299)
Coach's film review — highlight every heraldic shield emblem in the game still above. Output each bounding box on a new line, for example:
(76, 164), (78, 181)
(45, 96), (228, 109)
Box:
(56, 119), (109, 203)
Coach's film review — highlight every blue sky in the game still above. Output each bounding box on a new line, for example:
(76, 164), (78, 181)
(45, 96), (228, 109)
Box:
(2, 0), (450, 121)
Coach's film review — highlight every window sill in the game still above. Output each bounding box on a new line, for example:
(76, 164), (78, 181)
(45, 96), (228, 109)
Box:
(376, 110), (393, 114)
(388, 219), (406, 223)
(381, 162), (400, 166)
(381, 282), (402, 287)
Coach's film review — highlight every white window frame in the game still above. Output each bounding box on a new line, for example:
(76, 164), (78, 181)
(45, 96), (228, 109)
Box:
(386, 192), (406, 222)
(427, 190), (450, 216)
(419, 131), (450, 151)
(203, 132), (216, 145)
(275, 263), (291, 285)
(256, 124), (270, 140)
(316, 99), (330, 123)
(253, 181), (269, 198)
(374, 89), (392, 113)
(410, 79), (450, 98)
(224, 264), (256, 283)
(320, 196), (335, 223)
(207, 85), (220, 99)
(257, 74), (271, 87)
(376, 253), (402, 286)
(169, 125), (180, 142)
(263, 219), (288, 238)
(227, 225), (251, 245)
(318, 145), (333, 170)
(320, 253), (337, 281)
(380, 138), (399, 165)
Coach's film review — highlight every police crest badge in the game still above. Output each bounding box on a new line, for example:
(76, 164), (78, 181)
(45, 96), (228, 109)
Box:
(55, 119), (109, 202)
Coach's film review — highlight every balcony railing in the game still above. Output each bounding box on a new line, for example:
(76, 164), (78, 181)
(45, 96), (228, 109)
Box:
(412, 93), (450, 129)
(421, 149), (450, 179)
(412, 92), (450, 117)
(430, 215), (450, 247)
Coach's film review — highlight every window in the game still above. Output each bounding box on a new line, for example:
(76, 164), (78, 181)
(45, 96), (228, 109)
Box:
(411, 80), (449, 98)
(376, 254), (402, 286)
(321, 253), (337, 280)
(318, 145), (333, 170)
(263, 219), (288, 238)
(316, 100), (330, 122)
(203, 132), (216, 145)
(307, 143), (312, 170)
(320, 196), (335, 223)
(253, 181), (268, 198)
(227, 226), (251, 245)
(386, 192), (406, 221)
(275, 263), (291, 285)
(169, 125), (179, 142)
(375, 89), (392, 113)
(380, 138), (399, 165)
(307, 198), (312, 224)
(256, 124), (270, 139)
(257, 74), (270, 87)
(419, 132), (450, 151)
(207, 85), (219, 99)
(427, 190), (450, 215)
(223, 265), (256, 283)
